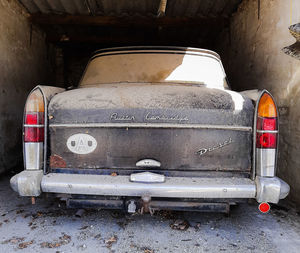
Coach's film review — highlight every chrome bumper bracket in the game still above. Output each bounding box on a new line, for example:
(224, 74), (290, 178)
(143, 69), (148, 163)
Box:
(10, 170), (43, 197)
(255, 176), (290, 204)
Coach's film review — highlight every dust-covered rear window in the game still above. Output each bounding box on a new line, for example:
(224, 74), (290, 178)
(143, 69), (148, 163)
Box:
(80, 48), (228, 89)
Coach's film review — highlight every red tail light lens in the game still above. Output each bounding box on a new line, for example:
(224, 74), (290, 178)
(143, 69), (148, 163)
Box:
(256, 133), (277, 148)
(24, 89), (45, 143)
(25, 112), (44, 125)
(24, 127), (45, 142)
(257, 117), (277, 131)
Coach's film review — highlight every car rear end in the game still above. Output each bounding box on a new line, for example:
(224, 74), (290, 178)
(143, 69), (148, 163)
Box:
(10, 47), (289, 213)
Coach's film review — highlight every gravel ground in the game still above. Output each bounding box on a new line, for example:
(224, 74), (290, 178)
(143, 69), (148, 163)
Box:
(0, 174), (300, 253)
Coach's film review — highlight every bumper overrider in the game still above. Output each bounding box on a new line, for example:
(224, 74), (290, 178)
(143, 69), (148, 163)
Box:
(10, 171), (289, 204)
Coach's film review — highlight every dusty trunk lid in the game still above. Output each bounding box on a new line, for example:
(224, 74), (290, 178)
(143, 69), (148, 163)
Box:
(48, 84), (254, 173)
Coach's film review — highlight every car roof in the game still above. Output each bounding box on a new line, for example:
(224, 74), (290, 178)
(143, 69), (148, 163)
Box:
(92, 46), (221, 60)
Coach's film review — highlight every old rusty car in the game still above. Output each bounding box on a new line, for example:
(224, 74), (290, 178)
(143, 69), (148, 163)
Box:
(11, 47), (289, 214)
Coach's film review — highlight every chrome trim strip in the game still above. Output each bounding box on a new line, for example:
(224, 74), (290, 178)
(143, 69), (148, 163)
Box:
(41, 173), (256, 199)
(24, 124), (45, 127)
(91, 51), (221, 65)
(256, 130), (278, 133)
(252, 91), (261, 179)
(49, 123), (252, 132)
(93, 46), (221, 60)
(38, 86), (48, 174)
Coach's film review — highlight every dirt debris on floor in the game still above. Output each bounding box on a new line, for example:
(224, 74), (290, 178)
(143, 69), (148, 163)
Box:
(0, 175), (300, 252)
(170, 219), (190, 231)
(105, 235), (118, 248)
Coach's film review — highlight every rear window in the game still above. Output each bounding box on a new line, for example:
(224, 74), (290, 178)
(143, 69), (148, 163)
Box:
(80, 49), (228, 89)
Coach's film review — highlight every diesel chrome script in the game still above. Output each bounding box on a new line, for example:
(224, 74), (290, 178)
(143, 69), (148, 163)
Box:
(196, 138), (233, 156)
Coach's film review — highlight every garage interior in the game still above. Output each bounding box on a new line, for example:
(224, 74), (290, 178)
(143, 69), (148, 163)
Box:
(0, 0), (300, 210)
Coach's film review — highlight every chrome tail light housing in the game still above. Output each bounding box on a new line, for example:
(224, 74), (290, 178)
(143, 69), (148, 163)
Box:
(254, 90), (278, 177)
(23, 87), (46, 170)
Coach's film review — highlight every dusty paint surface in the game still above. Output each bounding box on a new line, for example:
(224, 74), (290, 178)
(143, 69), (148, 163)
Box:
(0, 0), (54, 173)
(218, 0), (300, 206)
(0, 175), (300, 252)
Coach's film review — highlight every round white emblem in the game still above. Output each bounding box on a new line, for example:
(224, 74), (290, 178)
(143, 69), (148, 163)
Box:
(66, 133), (97, 155)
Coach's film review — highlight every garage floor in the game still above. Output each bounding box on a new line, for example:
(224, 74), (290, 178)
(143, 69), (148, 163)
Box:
(0, 174), (300, 253)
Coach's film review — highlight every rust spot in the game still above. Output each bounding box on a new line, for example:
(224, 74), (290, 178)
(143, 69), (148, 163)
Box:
(50, 154), (66, 168)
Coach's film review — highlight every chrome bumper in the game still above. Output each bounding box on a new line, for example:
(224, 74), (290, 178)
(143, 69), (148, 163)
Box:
(10, 171), (290, 204)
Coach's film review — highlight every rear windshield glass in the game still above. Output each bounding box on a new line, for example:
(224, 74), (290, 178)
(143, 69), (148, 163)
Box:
(80, 50), (228, 89)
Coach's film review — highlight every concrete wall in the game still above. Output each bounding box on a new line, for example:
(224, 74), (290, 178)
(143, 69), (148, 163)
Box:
(218, 0), (300, 206)
(0, 0), (55, 173)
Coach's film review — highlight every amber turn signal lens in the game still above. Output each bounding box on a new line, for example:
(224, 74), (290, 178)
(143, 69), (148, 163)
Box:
(25, 89), (45, 113)
(258, 93), (277, 117)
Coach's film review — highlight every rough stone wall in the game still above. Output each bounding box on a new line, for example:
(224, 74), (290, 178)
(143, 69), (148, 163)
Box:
(218, 0), (300, 206)
(0, 0), (55, 173)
